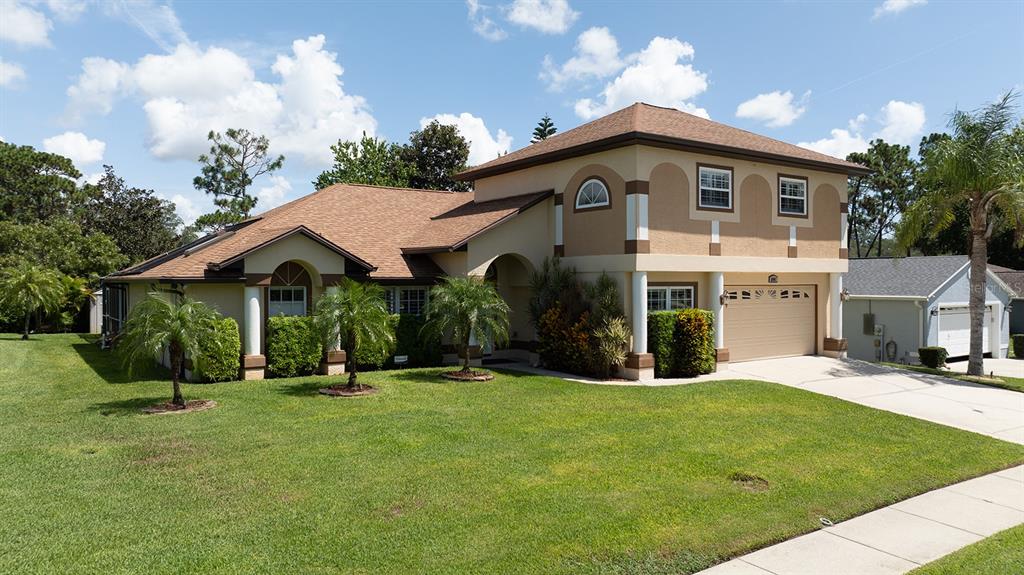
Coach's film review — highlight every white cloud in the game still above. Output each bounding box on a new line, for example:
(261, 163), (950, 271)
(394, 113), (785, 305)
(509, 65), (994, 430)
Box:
(42, 131), (106, 165)
(541, 26), (622, 91)
(798, 101), (926, 159)
(41, 0), (88, 21)
(574, 36), (709, 121)
(0, 59), (27, 86)
(505, 0), (578, 35)
(100, 0), (191, 52)
(82, 171), (105, 185)
(735, 90), (809, 128)
(421, 112), (512, 166)
(166, 193), (203, 226)
(65, 34), (377, 165)
(1, 1), (52, 48)
(466, 0), (506, 41)
(256, 175), (292, 210)
(873, 0), (927, 18)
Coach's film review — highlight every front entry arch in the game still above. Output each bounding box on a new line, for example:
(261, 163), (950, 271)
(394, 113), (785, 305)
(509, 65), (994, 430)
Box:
(482, 253), (536, 355)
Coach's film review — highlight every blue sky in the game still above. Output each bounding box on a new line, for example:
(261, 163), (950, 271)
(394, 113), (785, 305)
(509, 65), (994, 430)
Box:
(1, 0), (1021, 224)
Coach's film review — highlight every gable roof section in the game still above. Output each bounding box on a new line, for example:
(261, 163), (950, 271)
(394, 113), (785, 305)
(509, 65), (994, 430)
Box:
(457, 103), (870, 181)
(845, 256), (970, 298)
(990, 265), (1024, 298)
(108, 184), (550, 281)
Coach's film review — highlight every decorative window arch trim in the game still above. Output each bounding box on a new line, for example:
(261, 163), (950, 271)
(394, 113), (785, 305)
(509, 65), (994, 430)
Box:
(574, 177), (611, 211)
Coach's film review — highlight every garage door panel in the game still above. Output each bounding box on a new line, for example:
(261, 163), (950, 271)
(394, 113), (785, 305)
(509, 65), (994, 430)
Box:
(938, 307), (991, 357)
(724, 286), (816, 362)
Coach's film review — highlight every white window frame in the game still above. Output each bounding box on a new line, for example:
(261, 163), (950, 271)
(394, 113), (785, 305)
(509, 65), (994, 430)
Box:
(383, 286), (429, 316)
(268, 286), (307, 317)
(698, 166), (733, 210)
(779, 176), (808, 216)
(646, 285), (696, 311)
(575, 178), (610, 210)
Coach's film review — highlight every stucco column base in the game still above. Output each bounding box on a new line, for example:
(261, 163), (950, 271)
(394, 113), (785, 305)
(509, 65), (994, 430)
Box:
(319, 350), (347, 375)
(241, 354), (266, 381)
(715, 348), (730, 370)
(822, 338), (848, 359)
(620, 353), (654, 381)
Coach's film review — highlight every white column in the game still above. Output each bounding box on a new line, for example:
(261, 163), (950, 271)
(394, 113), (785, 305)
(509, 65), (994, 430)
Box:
(829, 272), (843, 339)
(631, 271), (647, 354)
(626, 194), (637, 241)
(325, 285), (340, 351)
(841, 213), (849, 249)
(243, 286), (261, 356)
(711, 220), (720, 243)
(789, 225), (797, 248)
(711, 271), (725, 349)
(637, 194), (649, 241)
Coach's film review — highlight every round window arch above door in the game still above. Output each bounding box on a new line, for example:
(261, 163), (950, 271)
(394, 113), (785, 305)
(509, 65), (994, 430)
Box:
(575, 178), (610, 209)
(268, 261), (313, 317)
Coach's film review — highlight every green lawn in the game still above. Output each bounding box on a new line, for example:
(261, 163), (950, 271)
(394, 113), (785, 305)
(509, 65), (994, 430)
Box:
(881, 362), (1024, 393)
(910, 524), (1024, 574)
(2, 334), (1023, 575)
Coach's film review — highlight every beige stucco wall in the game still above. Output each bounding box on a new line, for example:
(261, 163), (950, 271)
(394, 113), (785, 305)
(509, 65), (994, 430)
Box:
(430, 251), (468, 277)
(562, 163), (628, 257)
(718, 174), (791, 257)
(648, 162), (709, 255)
(472, 146), (640, 203)
(242, 233), (345, 282)
(466, 197), (553, 276)
(184, 283), (245, 324)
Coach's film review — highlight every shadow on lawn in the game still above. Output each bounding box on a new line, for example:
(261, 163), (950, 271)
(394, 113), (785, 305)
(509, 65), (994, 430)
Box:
(71, 335), (168, 384)
(276, 367), (533, 397)
(89, 396), (167, 416)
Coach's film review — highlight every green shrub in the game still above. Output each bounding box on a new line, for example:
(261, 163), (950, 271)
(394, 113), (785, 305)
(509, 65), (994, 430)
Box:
(392, 313), (442, 368)
(267, 316), (322, 378)
(193, 317), (240, 382)
(648, 311), (678, 378)
(919, 346), (948, 369)
(1010, 334), (1023, 359)
(674, 309), (716, 377)
(537, 307), (592, 374)
(593, 316), (630, 378)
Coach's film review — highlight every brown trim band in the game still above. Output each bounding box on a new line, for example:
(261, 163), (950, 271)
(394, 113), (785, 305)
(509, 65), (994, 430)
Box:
(840, 202), (849, 214)
(715, 348), (730, 363)
(823, 338), (848, 352)
(324, 350), (347, 363)
(625, 353), (654, 369)
(321, 274), (345, 286)
(709, 242), (721, 256)
(695, 163), (736, 214)
(777, 173), (810, 219)
(553, 194), (563, 206)
(839, 248), (849, 259)
(242, 354), (266, 369)
(625, 180), (650, 195)
(554, 244), (564, 257)
(246, 274), (272, 286)
(625, 239), (650, 254)
(455, 131), (871, 181)
(788, 246), (798, 258)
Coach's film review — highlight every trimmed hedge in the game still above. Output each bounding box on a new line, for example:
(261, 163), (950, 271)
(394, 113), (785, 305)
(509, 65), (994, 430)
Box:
(267, 316), (322, 378)
(648, 309), (716, 378)
(193, 317), (241, 382)
(919, 346), (948, 369)
(1011, 334), (1023, 359)
(391, 313), (442, 368)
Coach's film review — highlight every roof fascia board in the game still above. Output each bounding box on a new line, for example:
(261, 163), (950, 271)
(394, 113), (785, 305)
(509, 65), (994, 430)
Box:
(846, 295), (928, 301)
(925, 261), (971, 301)
(211, 226), (377, 272)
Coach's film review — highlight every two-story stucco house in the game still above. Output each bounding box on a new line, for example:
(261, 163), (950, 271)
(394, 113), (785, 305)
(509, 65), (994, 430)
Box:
(103, 103), (868, 380)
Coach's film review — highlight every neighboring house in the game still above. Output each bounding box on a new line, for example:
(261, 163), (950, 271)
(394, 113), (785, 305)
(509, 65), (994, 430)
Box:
(844, 256), (1015, 363)
(104, 102), (867, 379)
(991, 265), (1024, 336)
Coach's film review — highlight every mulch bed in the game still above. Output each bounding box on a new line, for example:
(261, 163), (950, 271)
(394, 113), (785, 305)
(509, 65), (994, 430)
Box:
(319, 385), (379, 397)
(142, 400), (217, 415)
(440, 370), (495, 382)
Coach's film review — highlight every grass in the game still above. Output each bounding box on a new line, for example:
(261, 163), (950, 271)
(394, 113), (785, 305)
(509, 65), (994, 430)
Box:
(881, 362), (1024, 393)
(2, 334), (1023, 575)
(910, 524), (1024, 574)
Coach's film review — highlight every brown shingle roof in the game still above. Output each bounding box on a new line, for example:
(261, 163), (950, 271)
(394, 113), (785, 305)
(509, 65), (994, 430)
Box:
(457, 102), (870, 181)
(109, 184), (548, 281)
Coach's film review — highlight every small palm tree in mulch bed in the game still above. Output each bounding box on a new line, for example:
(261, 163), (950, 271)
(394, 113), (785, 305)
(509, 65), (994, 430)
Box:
(118, 293), (220, 414)
(314, 278), (395, 396)
(422, 276), (510, 381)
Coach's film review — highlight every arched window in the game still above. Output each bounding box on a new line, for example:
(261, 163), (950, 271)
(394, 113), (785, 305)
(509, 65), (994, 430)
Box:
(575, 178), (609, 209)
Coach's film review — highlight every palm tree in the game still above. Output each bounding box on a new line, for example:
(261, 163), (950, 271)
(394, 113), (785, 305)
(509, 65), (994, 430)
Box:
(0, 263), (65, 340)
(314, 278), (394, 390)
(119, 294), (219, 407)
(897, 92), (1024, 376)
(423, 276), (510, 374)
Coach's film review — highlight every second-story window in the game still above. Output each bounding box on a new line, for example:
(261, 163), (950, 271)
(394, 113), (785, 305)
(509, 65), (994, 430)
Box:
(698, 166), (732, 210)
(779, 176), (808, 216)
(575, 178), (609, 209)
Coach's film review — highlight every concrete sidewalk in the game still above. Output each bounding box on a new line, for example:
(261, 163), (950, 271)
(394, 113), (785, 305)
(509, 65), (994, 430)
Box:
(698, 465), (1024, 575)
(946, 358), (1023, 379)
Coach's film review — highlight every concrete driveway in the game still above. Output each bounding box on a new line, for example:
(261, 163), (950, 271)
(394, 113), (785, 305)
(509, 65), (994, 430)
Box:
(946, 358), (1023, 379)
(722, 356), (1024, 444)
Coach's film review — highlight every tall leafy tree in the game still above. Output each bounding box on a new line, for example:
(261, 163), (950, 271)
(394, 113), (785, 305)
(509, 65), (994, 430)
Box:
(897, 93), (1024, 376)
(422, 276), (510, 374)
(82, 165), (182, 265)
(531, 115), (557, 143)
(314, 133), (412, 189)
(401, 120), (471, 191)
(314, 278), (395, 390)
(119, 294), (220, 408)
(192, 129), (284, 231)
(845, 140), (917, 257)
(0, 142), (83, 223)
(0, 219), (125, 279)
(0, 263), (65, 339)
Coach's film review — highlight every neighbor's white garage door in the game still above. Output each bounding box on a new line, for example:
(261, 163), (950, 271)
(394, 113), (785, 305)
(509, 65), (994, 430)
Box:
(938, 306), (991, 358)
(724, 285), (816, 362)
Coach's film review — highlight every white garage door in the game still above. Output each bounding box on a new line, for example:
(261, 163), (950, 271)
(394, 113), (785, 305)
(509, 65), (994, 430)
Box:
(938, 306), (991, 358)
(724, 285), (816, 362)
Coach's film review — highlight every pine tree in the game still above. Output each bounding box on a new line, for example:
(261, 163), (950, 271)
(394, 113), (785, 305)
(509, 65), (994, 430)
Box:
(531, 115), (557, 143)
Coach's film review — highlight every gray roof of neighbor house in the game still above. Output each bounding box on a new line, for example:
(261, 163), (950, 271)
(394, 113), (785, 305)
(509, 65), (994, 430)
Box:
(456, 102), (871, 181)
(990, 265), (1024, 298)
(845, 255), (971, 297)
